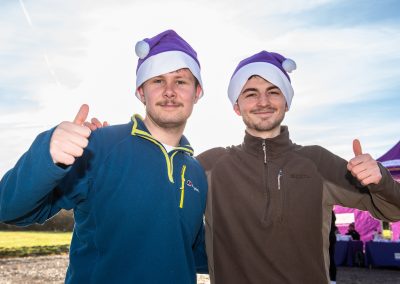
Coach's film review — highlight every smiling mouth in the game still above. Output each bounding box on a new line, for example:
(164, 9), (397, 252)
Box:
(157, 102), (183, 110)
(251, 109), (275, 115)
(253, 111), (273, 114)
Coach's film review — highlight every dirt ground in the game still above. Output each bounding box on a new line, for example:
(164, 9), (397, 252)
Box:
(1, 254), (400, 283)
(0, 255), (210, 284)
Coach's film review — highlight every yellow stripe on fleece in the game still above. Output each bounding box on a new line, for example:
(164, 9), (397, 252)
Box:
(179, 165), (187, 208)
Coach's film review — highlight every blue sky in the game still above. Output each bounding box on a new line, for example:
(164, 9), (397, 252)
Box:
(0, 0), (399, 176)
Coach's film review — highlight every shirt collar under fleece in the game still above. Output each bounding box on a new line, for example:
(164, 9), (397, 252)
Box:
(242, 125), (295, 160)
(130, 114), (194, 156)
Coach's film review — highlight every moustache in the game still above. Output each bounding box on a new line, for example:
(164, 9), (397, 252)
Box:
(156, 100), (183, 107)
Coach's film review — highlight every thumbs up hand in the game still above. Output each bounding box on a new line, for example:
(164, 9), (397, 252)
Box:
(347, 139), (382, 186)
(49, 104), (92, 166)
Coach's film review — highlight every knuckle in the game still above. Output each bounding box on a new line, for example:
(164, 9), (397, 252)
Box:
(58, 121), (70, 129)
(76, 147), (84, 157)
(83, 127), (91, 137)
(67, 156), (76, 165)
(49, 148), (58, 162)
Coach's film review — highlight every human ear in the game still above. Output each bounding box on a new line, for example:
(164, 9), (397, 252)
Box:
(193, 85), (202, 104)
(233, 102), (242, 116)
(138, 87), (146, 105)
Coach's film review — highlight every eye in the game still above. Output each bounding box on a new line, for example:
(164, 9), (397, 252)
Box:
(177, 80), (185, 85)
(245, 93), (256, 98)
(151, 78), (163, 84)
(267, 90), (281, 96)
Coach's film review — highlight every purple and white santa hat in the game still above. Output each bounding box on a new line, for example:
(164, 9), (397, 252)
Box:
(134, 29), (203, 98)
(228, 50), (296, 109)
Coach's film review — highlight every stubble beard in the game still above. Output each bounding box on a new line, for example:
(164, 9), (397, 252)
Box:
(243, 112), (285, 133)
(148, 113), (187, 130)
(146, 100), (188, 131)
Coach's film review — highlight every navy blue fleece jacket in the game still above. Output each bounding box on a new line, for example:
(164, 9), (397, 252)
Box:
(0, 115), (208, 283)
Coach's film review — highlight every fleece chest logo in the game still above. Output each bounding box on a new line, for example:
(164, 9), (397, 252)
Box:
(186, 180), (200, 193)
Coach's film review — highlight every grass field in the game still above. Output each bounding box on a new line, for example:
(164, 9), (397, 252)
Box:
(0, 231), (72, 257)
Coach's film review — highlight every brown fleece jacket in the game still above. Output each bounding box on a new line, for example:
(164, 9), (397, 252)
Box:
(197, 126), (400, 284)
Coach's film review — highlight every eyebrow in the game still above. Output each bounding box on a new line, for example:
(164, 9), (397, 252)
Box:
(166, 70), (192, 78)
(241, 86), (279, 95)
(267, 86), (280, 91)
(241, 88), (259, 95)
(153, 74), (186, 80)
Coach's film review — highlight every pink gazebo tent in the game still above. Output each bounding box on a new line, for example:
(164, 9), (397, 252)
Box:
(334, 140), (400, 242)
(377, 140), (400, 240)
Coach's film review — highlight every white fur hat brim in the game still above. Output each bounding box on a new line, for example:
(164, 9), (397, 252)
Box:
(135, 51), (203, 99)
(228, 62), (294, 109)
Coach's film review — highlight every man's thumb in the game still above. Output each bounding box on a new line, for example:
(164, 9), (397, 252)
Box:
(353, 139), (363, 156)
(73, 104), (89, 125)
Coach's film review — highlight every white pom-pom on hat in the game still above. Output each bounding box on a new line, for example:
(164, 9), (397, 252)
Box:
(135, 40), (150, 59)
(282, 58), (296, 73)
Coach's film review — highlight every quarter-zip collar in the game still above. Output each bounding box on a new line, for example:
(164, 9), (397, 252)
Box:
(130, 114), (194, 155)
(130, 114), (194, 184)
(242, 126), (294, 161)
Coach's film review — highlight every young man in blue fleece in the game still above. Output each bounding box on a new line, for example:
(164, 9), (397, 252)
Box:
(0, 30), (208, 284)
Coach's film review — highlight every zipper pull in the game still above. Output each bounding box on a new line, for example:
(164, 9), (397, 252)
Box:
(262, 141), (267, 164)
(278, 169), (283, 190)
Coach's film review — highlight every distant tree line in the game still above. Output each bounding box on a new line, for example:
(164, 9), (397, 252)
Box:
(0, 210), (74, 231)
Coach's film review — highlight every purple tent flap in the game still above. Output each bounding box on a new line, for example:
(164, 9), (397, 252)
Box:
(377, 140), (400, 168)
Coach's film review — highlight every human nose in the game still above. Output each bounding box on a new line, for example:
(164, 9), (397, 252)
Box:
(257, 93), (270, 106)
(163, 80), (176, 99)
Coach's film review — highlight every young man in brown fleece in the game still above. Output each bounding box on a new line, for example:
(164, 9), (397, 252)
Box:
(196, 50), (400, 284)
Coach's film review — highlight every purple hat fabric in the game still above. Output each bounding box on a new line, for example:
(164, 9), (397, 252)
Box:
(228, 50), (296, 109)
(134, 29), (203, 98)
